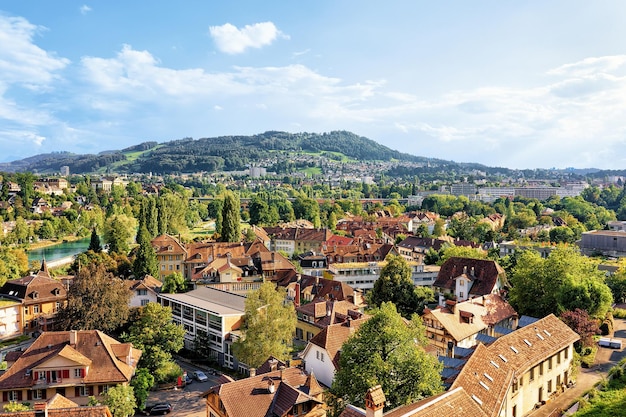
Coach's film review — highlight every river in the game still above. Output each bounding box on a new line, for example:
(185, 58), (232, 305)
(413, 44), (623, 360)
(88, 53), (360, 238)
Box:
(27, 237), (91, 263)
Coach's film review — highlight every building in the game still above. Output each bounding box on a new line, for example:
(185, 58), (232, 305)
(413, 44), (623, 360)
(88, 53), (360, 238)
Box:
(300, 318), (368, 388)
(579, 230), (626, 257)
(159, 287), (246, 370)
(0, 330), (141, 406)
(204, 362), (326, 417)
(0, 260), (67, 336)
(325, 261), (438, 292)
(152, 234), (187, 281)
(295, 299), (366, 343)
(263, 227), (334, 257)
(449, 314), (579, 417)
(125, 275), (162, 307)
(0, 393), (112, 417)
(422, 294), (518, 357)
(432, 258), (508, 305)
(0, 297), (22, 340)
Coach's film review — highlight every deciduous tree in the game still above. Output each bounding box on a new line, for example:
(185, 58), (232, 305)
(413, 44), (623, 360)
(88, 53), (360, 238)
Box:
(232, 282), (296, 368)
(104, 384), (136, 417)
(56, 263), (131, 332)
(331, 302), (442, 410)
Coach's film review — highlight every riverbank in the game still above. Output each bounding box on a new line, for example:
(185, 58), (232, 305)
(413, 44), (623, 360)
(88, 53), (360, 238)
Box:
(26, 235), (86, 251)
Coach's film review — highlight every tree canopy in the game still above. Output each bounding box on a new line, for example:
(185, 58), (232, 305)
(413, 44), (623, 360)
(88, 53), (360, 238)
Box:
(232, 282), (296, 368)
(56, 262), (131, 332)
(509, 246), (612, 318)
(331, 302), (443, 410)
(366, 255), (434, 318)
(221, 191), (241, 242)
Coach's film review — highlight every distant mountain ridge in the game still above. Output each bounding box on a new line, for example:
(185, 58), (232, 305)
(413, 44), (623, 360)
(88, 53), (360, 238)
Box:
(0, 131), (444, 175)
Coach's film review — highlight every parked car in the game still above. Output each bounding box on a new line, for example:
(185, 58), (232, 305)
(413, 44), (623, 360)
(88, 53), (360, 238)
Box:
(147, 402), (172, 415)
(193, 370), (208, 382)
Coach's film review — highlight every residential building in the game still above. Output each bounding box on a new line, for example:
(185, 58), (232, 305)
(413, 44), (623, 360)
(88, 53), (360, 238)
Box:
(0, 297), (22, 340)
(0, 260), (67, 336)
(298, 252), (328, 277)
(324, 261), (438, 292)
(286, 275), (365, 308)
(204, 362), (326, 417)
(159, 287), (246, 370)
(300, 318), (368, 388)
(184, 240), (267, 283)
(449, 314), (579, 417)
(152, 234), (187, 281)
(263, 227), (333, 257)
(396, 236), (479, 263)
(579, 230), (626, 257)
(422, 294), (518, 357)
(433, 257), (508, 305)
(322, 243), (397, 265)
(295, 299), (366, 343)
(608, 221), (626, 232)
(498, 241), (555, 259)
(0, 330), (141, 406)
(0, 393), (112, 417)
(125, 275), (162, 307)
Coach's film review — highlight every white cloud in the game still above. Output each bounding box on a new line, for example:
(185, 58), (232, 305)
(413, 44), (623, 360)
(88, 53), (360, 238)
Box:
(0, 15), (69, 87)
(80, 5), (92, 15)
(209, 22), (287, 54)
(547, 55), (626, 77)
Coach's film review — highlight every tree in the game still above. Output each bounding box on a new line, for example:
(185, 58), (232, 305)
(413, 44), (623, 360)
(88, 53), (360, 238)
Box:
(509, 247), (612, 319)
(367, 255), (433, 318)
(0, 248), (28, 287)
(232, 282), (296, 368)
(132, 225), (159, 279)
(88, 227), (102, 252)
(161, 272), (186, 293)
(438, 244), (486, 264)
(432, 218), (445, 237)
(104, 214), (136, 255)
(560, 309), (599, 350)
(131, 368), (154, 411)
(331, 303), (442, 410)
(104, 384), (136, 417)
(56, 263), (131, 332)
(123, 303), (185, 383)
(221, 191), (241, 242)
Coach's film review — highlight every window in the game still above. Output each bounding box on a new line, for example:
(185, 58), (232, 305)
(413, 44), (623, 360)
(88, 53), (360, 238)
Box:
(460, 280), (465, 286)
(24, 306), (29, 315)
(33, 389), (44, 400)
(557, 351), (561, 365)
(530, 367), (535, 381)
(141, 299), (150, 306)
(548, 357), (553, 370)
(564, 347), (569, 359)
(38, 371), (45, 381)
(8, 391), (20, 401)
(137, 289), (147, 296)
(539, 363), (544, 376)
(460, 292), (464, 298)
(55, 302), (61, 312)
(78, 386), (88, 396)
(548, 379), (552, 393)
(33, 305), (40, 314)
(74, 368), (85, 378)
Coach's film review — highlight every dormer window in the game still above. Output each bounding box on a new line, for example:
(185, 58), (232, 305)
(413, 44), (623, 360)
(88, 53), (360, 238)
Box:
(52, 288), (60, 296)
(32, 291), (39, 299)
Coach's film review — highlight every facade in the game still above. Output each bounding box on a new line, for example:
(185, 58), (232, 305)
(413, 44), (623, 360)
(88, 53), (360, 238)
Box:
(204, 365), (326, 417)
(0, 261), (67, 336)
(433, 257), (508, 305)
(579, 230), (626, 257)
(0, 297), (22, 340)
(324, 261), (438, 292)
(0, 330), (140, 406)
(125, 275), (162, 307)
(263, 227), (333, 257)
(422, 295), (518, 357)
(300, 318), (368, 388)
(295, 299), (365, 343)
(450, 314), (579, 417)
(159, 287), (245, 369)
(152, 234), (187, 281)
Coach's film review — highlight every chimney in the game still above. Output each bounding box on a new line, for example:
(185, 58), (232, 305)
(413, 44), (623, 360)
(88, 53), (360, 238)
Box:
(365, 385), (385, 417)
(268, 379), (275, 394)
(269, 358), (278, 371)
(279, 365), (285, 380)
(249, 368), (256, 377)
(70, 330), (77, 346)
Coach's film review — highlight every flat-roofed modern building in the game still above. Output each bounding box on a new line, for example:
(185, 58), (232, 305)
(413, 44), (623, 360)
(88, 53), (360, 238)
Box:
(159, 287), (246, 370)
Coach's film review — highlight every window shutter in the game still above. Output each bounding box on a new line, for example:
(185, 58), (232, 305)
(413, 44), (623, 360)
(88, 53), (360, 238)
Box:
(42, 389), (47, 399)
(88, 386), (94, 396)
(47, 371), (51, 381)
(80, 368), (85, 378)
(75, 387), (80, 397)
(27, 391), (32, 400)
(17, 391), (22, 401)
(3, 392), (7, 402)
(63, 370), (70, 379)
(98, 385), (103, 394)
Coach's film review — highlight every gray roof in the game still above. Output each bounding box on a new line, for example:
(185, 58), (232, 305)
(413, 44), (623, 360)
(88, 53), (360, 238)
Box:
(159, 286), (246, 316)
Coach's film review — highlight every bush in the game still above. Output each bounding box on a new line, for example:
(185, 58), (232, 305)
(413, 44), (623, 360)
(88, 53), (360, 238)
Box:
(600, 311), (615, 336)
(581, 346), (598, 368)
(153, 360), (182, 384)
(613, 308), (626, 319)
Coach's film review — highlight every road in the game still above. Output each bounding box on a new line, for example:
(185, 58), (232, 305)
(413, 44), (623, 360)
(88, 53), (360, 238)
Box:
(140, 362), (222, 417)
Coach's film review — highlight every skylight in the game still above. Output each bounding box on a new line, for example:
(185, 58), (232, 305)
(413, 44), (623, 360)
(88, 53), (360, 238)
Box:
(472, 395), (483, 406)
(479, 381), (490, 391)
(510, 346), (518, 354)
(490, 360), (500, 369)
(524, 339), (532, 346)
(484, 372), (493, 382)
(536, 333), (544, 341)
(498, 354), (508, 362)
(544, 330), (552, 337)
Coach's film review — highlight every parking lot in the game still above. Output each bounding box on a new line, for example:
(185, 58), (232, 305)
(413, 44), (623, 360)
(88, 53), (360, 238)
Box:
(139, 363), (223, 416)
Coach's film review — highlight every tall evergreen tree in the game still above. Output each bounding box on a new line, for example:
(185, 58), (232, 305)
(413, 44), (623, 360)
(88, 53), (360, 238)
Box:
(221, 191), (241, 242)
(88, 227), (102, 252)
(133, 225), (159, 278)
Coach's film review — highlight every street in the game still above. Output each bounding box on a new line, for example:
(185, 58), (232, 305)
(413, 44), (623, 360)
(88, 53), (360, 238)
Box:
(140, 362), (223, 417)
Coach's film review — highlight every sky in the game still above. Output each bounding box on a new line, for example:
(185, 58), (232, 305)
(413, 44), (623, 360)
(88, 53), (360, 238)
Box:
(1, 1), (626, 170)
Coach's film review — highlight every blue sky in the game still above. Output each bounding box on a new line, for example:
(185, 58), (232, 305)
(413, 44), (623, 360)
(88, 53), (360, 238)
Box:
(2, 1), (626, 169)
